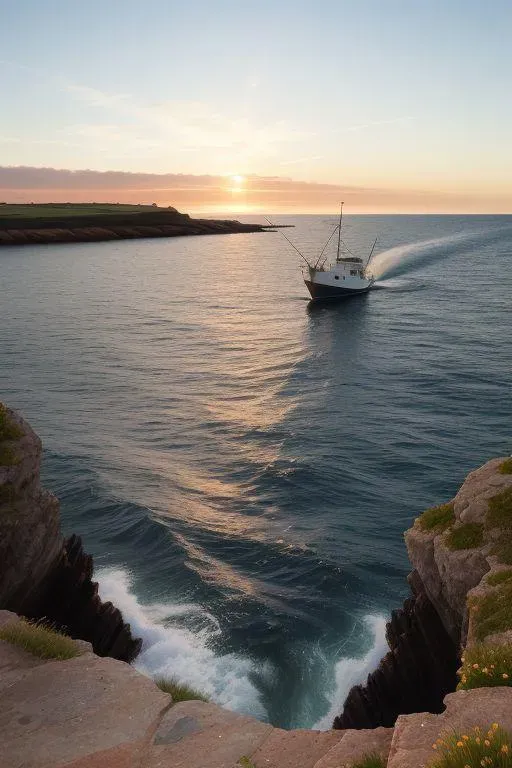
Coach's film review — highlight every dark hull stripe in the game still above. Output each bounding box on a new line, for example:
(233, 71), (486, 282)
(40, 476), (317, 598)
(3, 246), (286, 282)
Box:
(304, 280), (372, 300)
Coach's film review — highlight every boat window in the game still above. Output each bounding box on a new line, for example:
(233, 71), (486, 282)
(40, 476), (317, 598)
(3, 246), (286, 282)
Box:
(334, 275), (339, 280)
(350, 269), (357, 276)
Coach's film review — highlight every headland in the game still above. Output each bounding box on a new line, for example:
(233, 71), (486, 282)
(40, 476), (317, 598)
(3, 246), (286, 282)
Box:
(0, 203), (274, 247)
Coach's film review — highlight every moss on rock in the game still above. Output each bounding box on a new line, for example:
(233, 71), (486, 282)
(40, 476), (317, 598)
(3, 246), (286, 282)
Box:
(416, 502), (455, 533)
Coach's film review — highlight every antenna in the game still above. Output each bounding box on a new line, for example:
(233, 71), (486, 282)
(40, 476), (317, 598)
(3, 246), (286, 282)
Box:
(264, 216), (312, 267)
(336, 201), (344, 261)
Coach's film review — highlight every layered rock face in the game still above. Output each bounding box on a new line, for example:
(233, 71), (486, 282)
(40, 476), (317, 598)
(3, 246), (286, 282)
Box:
(0, 208), (272, 246)
(335, 456), (512, 729)
(0, 404), (140, 661)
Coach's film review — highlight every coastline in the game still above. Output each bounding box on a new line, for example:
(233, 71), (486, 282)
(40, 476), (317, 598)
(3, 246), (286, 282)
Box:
(0, 203), (273, 247)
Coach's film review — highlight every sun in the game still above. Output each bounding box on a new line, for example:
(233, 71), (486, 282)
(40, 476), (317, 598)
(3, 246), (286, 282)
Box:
(230, 175), (245, 185)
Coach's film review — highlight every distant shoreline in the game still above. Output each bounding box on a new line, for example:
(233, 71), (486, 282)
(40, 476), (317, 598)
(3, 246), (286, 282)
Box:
(0, 203), (274, 247)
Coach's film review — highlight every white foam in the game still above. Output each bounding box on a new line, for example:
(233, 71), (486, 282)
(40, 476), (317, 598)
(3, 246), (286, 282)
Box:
(313, 614), (388, 730)
(370, 231), (469, 279)
(96, 567), (267, 719)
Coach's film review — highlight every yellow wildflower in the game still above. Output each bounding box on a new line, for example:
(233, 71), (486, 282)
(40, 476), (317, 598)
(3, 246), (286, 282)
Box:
(476, 737), (481, 744)
(492, 723), (499, 730)
(473, 663), (479, 668)
(502, 744), (509, 754)
(485, 739), (491, 746)
(457, 740), (464, 747)
(503, 673), (509, 679)
(463, 734), (469, 740)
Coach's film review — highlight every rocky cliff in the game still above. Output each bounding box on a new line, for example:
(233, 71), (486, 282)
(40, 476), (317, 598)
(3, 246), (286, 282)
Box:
(0, 403), (140, 661)
(0, 206), (274, 246)
(335, 456), (512, 729)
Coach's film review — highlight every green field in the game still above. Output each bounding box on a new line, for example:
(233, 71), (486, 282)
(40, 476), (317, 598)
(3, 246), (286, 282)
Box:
(0, 203), (172, 221)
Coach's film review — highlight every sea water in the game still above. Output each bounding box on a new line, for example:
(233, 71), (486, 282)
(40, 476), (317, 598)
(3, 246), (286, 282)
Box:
(1, 215), (511, 728)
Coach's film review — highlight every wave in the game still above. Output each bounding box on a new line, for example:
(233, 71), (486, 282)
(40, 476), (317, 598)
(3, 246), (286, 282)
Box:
(96, 567), (268, 719)
(313, 615), (388, 730)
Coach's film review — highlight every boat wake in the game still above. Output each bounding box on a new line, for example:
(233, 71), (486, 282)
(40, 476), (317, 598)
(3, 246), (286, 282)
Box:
(97, 567), (267, 719)
(313, 615), (388, 730)
(370, 224), (510, 280)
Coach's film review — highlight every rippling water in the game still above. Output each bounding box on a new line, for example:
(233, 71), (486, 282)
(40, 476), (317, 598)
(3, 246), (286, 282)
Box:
(1, 215), (511, 728)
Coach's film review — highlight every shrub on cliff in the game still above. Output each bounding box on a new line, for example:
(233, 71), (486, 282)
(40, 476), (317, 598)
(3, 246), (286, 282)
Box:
(445, 523), (484, 551)
(428, 723), (512, 767)
(416, 503), (455, 533)
(499, 458), (512, 475)
(154, 675), (208, 702)
(351, 754), (386, 768)
(0, 619), (81, 660)
(0, 403), (23, 466)
(487, 487), (512, 565)
(469, 579), (512, 640)
(457, 643), (512, 690)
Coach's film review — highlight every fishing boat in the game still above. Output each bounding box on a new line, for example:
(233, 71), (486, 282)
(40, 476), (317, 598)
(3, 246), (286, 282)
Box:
(304, 203), (376, 300)
(268, 204), (377, 301)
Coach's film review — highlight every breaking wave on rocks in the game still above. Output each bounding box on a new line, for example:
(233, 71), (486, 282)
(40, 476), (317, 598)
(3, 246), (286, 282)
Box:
(314, 615), (388, 730)
(97, 567), (268, 720)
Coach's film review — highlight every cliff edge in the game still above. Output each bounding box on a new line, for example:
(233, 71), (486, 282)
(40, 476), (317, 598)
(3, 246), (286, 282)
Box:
(334, 455), (512, 730)
(0, 402), (140, 661)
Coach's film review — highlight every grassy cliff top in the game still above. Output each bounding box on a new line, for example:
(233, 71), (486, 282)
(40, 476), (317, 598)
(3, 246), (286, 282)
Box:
(0, 202), (186, 227)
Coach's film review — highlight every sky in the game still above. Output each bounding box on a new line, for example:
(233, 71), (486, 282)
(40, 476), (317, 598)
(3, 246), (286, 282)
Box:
(1, 0), (511, 213)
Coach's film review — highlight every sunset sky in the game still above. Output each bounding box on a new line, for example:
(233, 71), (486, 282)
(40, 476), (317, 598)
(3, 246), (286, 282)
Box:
(1, 0), (511, 213)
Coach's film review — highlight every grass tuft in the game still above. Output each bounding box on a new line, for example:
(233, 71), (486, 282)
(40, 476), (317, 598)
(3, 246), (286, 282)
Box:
(238, 758), (256, 768)
(0, 619), (81, 660)
(351, 753), (387, 768)
(487, 570), (512, 587)
(417, 503), (455, 533)
(0, 404), (23, 442)
(487, 487), (512, 530)
(154, 676), (208, 702)
(469, 580), (512, 640)
(457, 643), (512, 690)
(428, 724), (512, 767)
(499, 458), (512, 475)
(445, 522), (484, 551)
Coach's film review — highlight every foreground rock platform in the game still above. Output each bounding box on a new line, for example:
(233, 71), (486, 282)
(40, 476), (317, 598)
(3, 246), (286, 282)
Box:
(0, 609), (393, 768)
(2, 607), (511, 768)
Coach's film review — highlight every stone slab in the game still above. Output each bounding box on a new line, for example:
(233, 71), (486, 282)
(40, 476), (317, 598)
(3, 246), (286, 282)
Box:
(314, 727), (393, 768)
(249, 727), (344, 768)
(0, 652), (170, 768)
(388, 687), (512, 768)
(146, 700), (272, 768)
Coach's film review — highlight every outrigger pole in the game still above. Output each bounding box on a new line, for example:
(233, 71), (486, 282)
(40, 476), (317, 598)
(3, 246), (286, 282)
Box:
(264, 216), (313, 268)
(365, 237), (378, 269)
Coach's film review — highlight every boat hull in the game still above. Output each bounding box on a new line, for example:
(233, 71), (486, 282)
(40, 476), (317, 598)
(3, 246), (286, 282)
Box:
(304, 279), (372, 301)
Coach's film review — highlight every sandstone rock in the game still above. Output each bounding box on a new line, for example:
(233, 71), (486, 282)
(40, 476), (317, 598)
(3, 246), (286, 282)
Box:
(388, 687), (512, 768)
(313, 726), (393, 767)
(147, 700), (272, 768)
(248, 727), (344, 768)
(0, 652), (170, 768)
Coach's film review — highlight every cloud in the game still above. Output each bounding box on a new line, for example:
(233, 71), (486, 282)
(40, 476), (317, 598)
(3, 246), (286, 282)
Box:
(1, 165), (508, 213)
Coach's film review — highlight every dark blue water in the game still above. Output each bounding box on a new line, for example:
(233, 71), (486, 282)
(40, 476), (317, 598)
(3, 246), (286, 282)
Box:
(1, 215), (511, 728)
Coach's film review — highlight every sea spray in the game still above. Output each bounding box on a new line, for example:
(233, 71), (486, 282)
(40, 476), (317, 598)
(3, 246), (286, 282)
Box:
(370, 232), (471, 280)
(313, 615), (388, 730)
(97, 567), (268, 719)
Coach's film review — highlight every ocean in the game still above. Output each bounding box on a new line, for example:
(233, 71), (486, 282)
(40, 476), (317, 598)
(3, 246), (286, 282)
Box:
(1, 214), (511, 728)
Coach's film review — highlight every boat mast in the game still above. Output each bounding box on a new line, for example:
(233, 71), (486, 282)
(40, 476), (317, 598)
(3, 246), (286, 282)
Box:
(336, 201), (344, 261)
